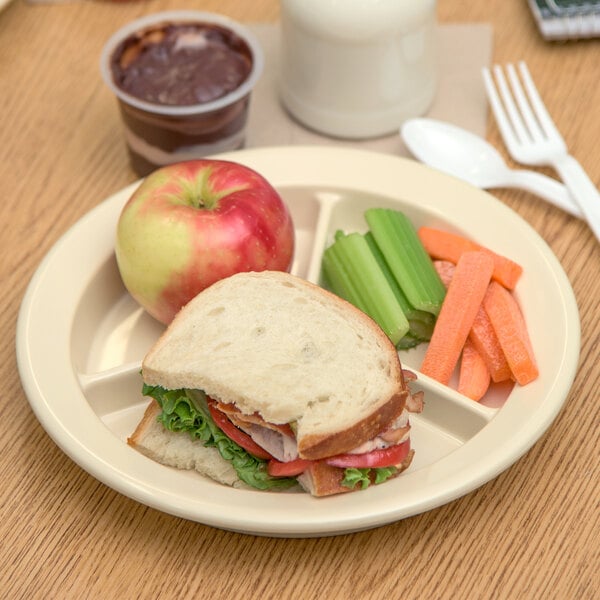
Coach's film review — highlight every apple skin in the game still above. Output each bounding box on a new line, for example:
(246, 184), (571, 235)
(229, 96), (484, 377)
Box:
(115, 159), (295, 324)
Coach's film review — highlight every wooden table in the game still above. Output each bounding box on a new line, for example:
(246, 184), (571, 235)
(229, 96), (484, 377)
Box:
(1, 1), (598, 598)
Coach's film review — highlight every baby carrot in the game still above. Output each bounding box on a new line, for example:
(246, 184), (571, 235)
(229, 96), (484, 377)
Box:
(418, 227), (523, 290)
(433, 260), (456, 288)
(434, 259), (511, 383)
(469, 306), (513, 383)
(458, 338), (491, 401)
(421, 251), (495, 385)
(483, 282), (539, 385)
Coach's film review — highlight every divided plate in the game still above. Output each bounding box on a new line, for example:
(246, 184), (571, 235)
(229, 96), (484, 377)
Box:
(16, 146), (580, 537)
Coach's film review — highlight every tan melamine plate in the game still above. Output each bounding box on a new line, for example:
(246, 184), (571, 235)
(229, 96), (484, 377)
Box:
(16, 146), (580, 537)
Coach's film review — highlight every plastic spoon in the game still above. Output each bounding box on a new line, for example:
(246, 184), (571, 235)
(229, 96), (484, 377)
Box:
(400, 118), (581, 218)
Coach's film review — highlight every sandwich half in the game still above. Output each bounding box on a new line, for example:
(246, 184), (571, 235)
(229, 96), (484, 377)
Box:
(128, 271), (423, 496)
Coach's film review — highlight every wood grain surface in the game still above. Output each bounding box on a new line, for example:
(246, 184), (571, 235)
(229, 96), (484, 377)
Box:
(1, 1), (598, 598)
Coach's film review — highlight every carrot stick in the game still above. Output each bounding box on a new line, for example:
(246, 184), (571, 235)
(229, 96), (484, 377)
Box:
(458, 338), (491, 401)
(421, 251), (495, 384)
(419, 227), (523, 290)
(435, 260), (512, 383)
(483, 281), (539, 385)
(469, 307), (513, 383)
(433, 260), (456, 288)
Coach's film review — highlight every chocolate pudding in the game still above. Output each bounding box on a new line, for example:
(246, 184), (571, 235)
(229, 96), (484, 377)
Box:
(110, 23), (253, 107)
(101, 12), (263, 176)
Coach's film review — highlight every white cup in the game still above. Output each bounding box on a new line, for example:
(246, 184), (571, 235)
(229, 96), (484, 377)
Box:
(279, 0), (438, 139)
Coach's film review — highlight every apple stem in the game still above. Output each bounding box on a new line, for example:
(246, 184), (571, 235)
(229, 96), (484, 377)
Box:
(181, 171), (244, 210)
(183, 174), (217, 210)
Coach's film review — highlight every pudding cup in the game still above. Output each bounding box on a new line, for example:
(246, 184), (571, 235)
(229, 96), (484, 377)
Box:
(100, 10), (264, 176)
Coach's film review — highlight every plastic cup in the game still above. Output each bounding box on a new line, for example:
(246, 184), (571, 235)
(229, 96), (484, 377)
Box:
(279, 0), (437, 139)
(100, 11), (264, 176)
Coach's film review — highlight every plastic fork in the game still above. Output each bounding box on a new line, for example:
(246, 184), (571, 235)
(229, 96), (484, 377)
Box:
(482, 61), (600, 242)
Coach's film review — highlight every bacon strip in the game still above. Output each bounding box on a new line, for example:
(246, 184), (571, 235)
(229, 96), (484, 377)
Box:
(215, 401), (295, 437)
(406, 390), (424, 413)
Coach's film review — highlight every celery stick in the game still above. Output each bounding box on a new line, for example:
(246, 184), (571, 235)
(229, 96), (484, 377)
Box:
(364, 231), (412, 314)
(322, 232), (409, 345)
(364, 231), (435, 341)
(365, 209), (446, 316)
(407, 314), (435, 340)
(397, 334), (421, 350)
(321, 249), (368, 313)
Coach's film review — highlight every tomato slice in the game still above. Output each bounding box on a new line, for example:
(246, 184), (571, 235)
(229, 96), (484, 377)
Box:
(325, 440), (410, 469)
(267, 458), (312, 477)
(207, 400), (273, 460)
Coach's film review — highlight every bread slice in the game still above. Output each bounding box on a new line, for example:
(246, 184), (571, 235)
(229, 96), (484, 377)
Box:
(128, 401), (249, 489)
(141, 271), (408, 460)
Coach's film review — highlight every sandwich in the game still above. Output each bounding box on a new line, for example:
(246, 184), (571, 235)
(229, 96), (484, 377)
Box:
(128, 271), (423, 496)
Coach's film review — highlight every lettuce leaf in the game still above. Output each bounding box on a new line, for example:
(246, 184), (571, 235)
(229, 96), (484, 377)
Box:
(142, 383), (297, 491)
(341, 466), (398, 490)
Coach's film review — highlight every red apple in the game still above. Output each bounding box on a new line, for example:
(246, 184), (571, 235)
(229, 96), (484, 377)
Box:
(115, 159), (295, 324)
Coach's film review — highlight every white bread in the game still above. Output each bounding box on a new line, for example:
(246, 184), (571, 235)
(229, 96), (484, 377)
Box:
(141, 271), (408, 460)
(128, 401), (249, 489)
